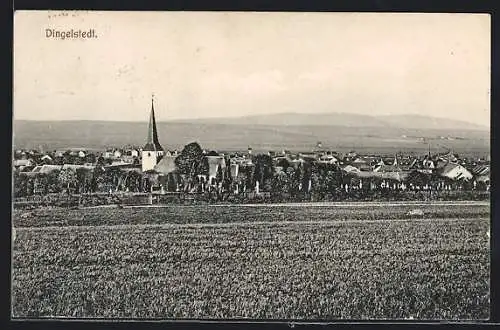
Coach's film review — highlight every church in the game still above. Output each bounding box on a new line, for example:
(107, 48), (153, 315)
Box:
(140, 96), (228, 193)
(141, 97), (165, 172)
(140, 97), (179, 192)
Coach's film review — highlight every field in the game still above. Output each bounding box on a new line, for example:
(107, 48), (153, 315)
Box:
(13, 120), (489, 156)
(11, 202), (490, 320)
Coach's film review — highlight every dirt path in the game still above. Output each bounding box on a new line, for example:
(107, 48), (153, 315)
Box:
(119, 201), (489, 209)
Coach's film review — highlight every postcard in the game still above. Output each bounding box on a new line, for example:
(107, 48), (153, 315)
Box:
(12, 10), (490, 320)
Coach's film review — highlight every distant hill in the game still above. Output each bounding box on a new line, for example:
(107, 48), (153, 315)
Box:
(375, 114), (488, 131)
(13, 117), (489, 157)
(170, 112), (489, 131)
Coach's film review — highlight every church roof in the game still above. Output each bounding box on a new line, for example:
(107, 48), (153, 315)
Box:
(154, 155), (177, 175)
(143, 98), (164, 152)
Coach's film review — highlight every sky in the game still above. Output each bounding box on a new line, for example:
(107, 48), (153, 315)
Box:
(13, 11), (490, 126)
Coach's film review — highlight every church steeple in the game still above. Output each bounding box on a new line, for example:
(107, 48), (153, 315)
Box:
(143, 94), (164, 152)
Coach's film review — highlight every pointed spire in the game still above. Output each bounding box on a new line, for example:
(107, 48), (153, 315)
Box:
(143, 94), (164, 152)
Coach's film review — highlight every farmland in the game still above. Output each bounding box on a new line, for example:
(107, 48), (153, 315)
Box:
(13, 119), (489, 157)
(11, 202), (490, 320)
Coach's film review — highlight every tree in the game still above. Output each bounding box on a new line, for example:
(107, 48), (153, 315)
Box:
(253, 154), (274, 190)
(46, 169), (61, 193)
(13, 171), (28, 197)
(34, 174), (48, 194)
(26, 176), (35, 196)
(324, 170), (342, 198)
(85, 153), (97, 164)
(125, 170), (142, 192)
(276, 158), (291, 171)
(74, 157), (85, 165)
(104, 167), (125, 191)
(309, 172), (321, 200)
(54, 156), (64, 165)
(58, 168), (77, 194)
(236, 166), (250, 193)
(76, 168), (93, 193)
(62, 151), (73, 164)
(223, 159), (233, 191)
(91, 166), (105, 192)
(175, 142), (204, 175)
(215, 165), (224, 184)
(290, 163), (302, 196)
(198, 156), (210, 177)
(248, 165), (256, 190)
(299, 161), (312, 192)
(271, 171), (290, 199)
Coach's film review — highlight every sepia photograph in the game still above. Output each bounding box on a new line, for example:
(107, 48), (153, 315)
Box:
(12, 11), (490, 320)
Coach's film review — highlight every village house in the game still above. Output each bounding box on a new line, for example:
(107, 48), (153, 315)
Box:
(343, 164), (361, 174)
(416, 155), (436, 173)
(348, 157), (372, 171)
(318, 154), (339, 164)
(40, 154), (53, 164)
(298, 152), (318, 163)
(29, 164), (62, 175)
(471, 164), (490, 186)
(103, 149), (114, 159)
(437, 150), (458, 163)
(290, 158), (306, 168)
(62, 164), (95, 171)
(373, 155), (401, 173)
(13, 158), (33, 169)
(436, 162), (473, 181)
(54, 150), (65, 158)
(231, 155), (253, 166)
(164, 150), (179, 157)
(122, 148), (140, 158)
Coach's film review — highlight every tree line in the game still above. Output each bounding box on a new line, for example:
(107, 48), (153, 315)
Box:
(13, 142), (488, 200)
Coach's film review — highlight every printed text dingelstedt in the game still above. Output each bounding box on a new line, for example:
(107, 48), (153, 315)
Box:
(45, 28), (97, 40)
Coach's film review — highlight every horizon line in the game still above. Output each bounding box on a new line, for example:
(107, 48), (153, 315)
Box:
(12, 111), (490, 128)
